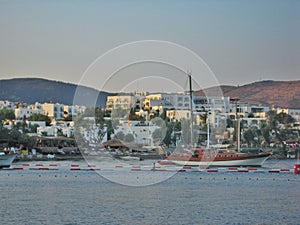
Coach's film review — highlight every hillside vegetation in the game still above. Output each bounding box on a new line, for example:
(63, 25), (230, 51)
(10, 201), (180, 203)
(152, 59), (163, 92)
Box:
(1, 78), (299, 109)
(196, 80), (300, 109)
(0, 78), (110, 107)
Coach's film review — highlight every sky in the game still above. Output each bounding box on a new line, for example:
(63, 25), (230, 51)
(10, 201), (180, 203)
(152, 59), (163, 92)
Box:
(0, 0), (299, 92)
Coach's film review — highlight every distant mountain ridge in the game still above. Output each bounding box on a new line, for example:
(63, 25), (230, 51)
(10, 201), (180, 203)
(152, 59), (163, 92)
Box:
(0, 78), (110, 107)
(0, 78), (299, 109)
(196, 80), (300, 109)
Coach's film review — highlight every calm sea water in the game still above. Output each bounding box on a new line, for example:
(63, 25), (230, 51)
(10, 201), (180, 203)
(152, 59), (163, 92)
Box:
(1, 159), (300, 225)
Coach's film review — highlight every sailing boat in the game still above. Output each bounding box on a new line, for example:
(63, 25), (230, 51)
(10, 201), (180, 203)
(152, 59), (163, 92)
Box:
(166, 73), (271, 167)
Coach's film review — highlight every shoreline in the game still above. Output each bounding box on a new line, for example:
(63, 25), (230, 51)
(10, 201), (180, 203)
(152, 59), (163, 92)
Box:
(14, 153), (290, 162)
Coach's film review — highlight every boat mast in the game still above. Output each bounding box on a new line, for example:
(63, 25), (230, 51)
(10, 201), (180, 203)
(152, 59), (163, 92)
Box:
(188, 71), (193, 147)
(230, 97), (240, 151)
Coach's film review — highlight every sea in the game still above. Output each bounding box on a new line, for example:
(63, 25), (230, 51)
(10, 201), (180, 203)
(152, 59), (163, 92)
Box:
(0, 159), (300, 225)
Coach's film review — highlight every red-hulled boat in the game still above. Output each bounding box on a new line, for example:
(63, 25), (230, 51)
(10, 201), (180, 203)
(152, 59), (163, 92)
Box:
(166, 148), (271, 167)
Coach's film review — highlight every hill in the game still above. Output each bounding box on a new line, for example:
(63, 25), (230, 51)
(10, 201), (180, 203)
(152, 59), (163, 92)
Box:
(0, 78), (299, 109)
(196, 80), (300, 109)
(0, 78), (110, 107)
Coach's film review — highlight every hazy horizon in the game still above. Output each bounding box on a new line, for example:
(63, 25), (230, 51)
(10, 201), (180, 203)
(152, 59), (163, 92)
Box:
(0, 0), (299, 92)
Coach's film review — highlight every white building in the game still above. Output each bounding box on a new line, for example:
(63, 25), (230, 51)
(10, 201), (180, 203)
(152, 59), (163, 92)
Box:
(37, 124), (75, 138)
(241, 118), (267, 128)
(42, 103), (65, 120)
(64, 105), (86, 117)
(114, 121), (160, 146)
(14, 106), (43, 120)
(76, 117), (108, 146)
(106, 92), (147, 111)
(0, 100), (16, 110)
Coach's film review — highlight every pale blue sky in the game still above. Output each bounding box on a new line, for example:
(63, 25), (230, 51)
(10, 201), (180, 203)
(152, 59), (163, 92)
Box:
(0, 0), (299, 91)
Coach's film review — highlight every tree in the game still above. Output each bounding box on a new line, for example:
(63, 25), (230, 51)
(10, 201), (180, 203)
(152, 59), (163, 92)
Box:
(163, 123), (173, 147)
(95, 107), (105, 124)
(64, 114), (73, 121)
(243, 126), (260, 147)
(0, 108), (15, 121)
(248, 112), (255, 118)
(152, 129), (163, 145)
(57, 128), (64, 137)
(160, 109), (167, 121)
(276, 112), (295, 125)
(260, 122), (271, 146)
(115, 131), (125, 140)
(111, 107), (128, 119)
(180, 119), (191, 146)
(151, 117), (167, 144)
(28, 124), (39, 133)
(106, 120), (114, 140)
(94, 108), (107, 143)
(151, 117), (166, 128)
(124, 133), (134, 142)
(28, 114), (51, 126)
(226, 117), (235, 128)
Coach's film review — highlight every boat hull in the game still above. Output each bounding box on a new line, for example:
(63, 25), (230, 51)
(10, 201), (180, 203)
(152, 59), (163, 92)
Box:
(0, 154), (17, 168)
(170, 155), (270, 167)
(167, 150), (271, 167)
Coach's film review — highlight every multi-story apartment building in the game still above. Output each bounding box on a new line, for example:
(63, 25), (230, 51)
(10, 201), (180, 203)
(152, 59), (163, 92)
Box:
(42, 103), (65, 120)
(14, 102), (43, 120)
(145, 93), (193, 111)
(106, 92), (147, 111)
(0, 100), (17, 110)
(277, 108), (300, 122)
(63, 105), (86, 117)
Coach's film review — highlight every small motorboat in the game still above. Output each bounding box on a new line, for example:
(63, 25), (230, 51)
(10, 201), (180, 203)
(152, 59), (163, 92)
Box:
(0, 152), (17, 168)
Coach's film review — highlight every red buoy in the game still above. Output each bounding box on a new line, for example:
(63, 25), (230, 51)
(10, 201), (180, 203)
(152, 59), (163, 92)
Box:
(39, 168), (49, 170)
(71, 164), (79, 167)
(70, 167), (81, 170)
(183, 165), (192, 169)
(207, 169), (218, 172)
(294, 164), (300, 174)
